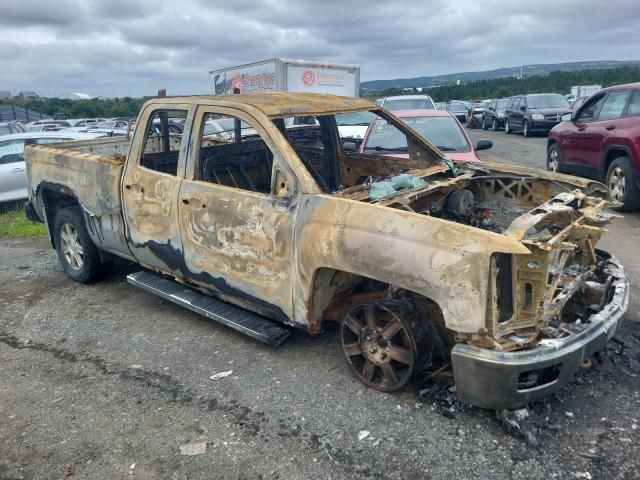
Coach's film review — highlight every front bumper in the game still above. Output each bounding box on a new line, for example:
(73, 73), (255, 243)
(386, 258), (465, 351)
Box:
(530, 119), (560, 132)
(451, 256), (629, 410)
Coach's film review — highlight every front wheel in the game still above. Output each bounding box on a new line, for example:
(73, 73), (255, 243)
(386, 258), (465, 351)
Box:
(523, 120), (531, 137)
(607, 158), (640, 211)
(505, 118), (512, 134)
(492, 118), (498, 131)
(54, 206), (112, 283)
(482, 117), (488, 130)
(340, 300), (430, 392)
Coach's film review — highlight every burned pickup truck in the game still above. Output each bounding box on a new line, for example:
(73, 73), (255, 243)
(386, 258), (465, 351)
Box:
(25, 93), (629, 409)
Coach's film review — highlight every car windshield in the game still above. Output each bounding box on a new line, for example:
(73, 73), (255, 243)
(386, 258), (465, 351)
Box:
(527, 94), (569, 109)
(496, 99), (509, 109)
(448, 103), (467, 112)
(385, 97), (435, 111)
(365, 116), (470, 152)
(335, 111), (375, 126)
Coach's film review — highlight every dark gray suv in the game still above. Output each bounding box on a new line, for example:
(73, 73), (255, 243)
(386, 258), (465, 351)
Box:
(505, 94), (572, 137)
(482, 98), (510, 131)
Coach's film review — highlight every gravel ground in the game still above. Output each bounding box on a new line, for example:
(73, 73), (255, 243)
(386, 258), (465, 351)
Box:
(1, 133), (639, 479)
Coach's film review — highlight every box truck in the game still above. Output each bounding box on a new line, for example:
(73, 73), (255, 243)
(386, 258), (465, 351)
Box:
(209, 58), (360, 97)
(565, 85), (602, 103)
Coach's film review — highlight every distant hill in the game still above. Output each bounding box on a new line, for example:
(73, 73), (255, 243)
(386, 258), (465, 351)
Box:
(361, 60), (640, 92)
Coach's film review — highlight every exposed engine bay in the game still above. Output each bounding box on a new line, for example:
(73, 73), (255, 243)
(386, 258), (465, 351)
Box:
(336, 160), (623, 352)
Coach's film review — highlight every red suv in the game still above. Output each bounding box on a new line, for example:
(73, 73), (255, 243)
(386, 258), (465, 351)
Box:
(547, 82), (640, 210)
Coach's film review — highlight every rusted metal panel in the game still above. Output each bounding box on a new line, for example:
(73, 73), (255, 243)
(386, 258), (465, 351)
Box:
(153, 92), (375, 119)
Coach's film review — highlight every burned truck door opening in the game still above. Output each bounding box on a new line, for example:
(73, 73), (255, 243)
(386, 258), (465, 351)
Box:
(121, 105), (193, 274)
(176, 106), (299, 323)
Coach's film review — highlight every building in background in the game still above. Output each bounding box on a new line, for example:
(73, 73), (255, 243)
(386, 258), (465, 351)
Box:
(58, 92), (93, 100)
(18, 91), (38, 98)
(0, 91), (11, 99)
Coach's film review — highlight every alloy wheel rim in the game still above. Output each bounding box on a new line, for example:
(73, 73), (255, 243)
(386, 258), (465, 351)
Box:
(341, 303), (415, 391)
(609, 167), (626, 201)
(549, 149), (559, 172)
(60, 223), (84, 270)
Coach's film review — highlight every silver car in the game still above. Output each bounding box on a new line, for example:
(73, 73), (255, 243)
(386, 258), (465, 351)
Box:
(0, 131), (105, 203)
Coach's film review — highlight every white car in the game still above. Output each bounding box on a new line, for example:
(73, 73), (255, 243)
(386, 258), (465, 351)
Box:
(376, 95), (436, 111)
(66, 118), (106, 127)
(24, 120), (72, 132)
(0, 131), (106, 203)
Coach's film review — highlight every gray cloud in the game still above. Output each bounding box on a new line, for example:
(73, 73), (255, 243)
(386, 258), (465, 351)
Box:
(0, 0), (639, 97)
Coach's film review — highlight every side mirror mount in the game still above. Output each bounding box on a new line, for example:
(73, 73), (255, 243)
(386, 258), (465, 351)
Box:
(342, 141), (357, 153)
(475, 139), (493, 151)
(561, 113), (573, 122)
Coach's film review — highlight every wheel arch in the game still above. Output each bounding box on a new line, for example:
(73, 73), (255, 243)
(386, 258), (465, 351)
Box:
(37, 182), (81, 248)
(305, 266), (451, 341)
(603, 145), (634, 177)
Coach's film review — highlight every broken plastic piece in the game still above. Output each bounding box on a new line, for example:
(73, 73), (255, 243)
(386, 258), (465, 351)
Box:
(368, 174), (426, 201)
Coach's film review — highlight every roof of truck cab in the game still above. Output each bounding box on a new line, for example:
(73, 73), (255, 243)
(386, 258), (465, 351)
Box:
(147, 92), (376, 118)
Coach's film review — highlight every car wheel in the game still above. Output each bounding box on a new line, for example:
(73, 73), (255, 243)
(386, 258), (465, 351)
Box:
(523, 120), (530, 137)
(547, 144), (563, 173)
(505, 119), (512, 134)
(492, 118), (498, 131)
(482, 117), (488, 130)
(340, 300), (434, 392)
(606, 158), (640, 211)
(54, 206), (112, 283)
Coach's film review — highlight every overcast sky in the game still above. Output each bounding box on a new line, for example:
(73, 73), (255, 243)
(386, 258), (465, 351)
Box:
(1, 0), (639, 97)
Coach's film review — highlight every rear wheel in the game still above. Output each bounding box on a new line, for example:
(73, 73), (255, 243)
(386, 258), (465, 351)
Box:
(54, 206), (112, 283)
(547, 144), (563, 173)
(505, 118), (512, 134)
(340, 300), (429, 392)
(607, 158), (640, 211)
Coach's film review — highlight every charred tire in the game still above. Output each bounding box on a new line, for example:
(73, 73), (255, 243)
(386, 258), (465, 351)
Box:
(547, 143), (563, 173)
(492, 118), (498, 131)
(606, 157), (640, 211)
(53, 206), (112, 283)
(505, 118), (512, 134)
(523, 120), (531, 137)
(340, 298), (432, 392)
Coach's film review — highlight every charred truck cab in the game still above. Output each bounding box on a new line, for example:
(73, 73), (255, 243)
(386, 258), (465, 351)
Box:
(24, 93), (629, 410)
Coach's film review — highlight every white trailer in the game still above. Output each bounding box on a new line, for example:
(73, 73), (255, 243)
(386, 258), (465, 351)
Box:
(209, 58), (360, 97)
(566, 84), (602, 102)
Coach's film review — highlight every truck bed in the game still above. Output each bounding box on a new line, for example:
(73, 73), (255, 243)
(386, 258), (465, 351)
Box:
(25, 136), (130, 216)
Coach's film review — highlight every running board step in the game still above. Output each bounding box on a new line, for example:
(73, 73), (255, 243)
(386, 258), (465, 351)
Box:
(127, 271), (290, 346)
